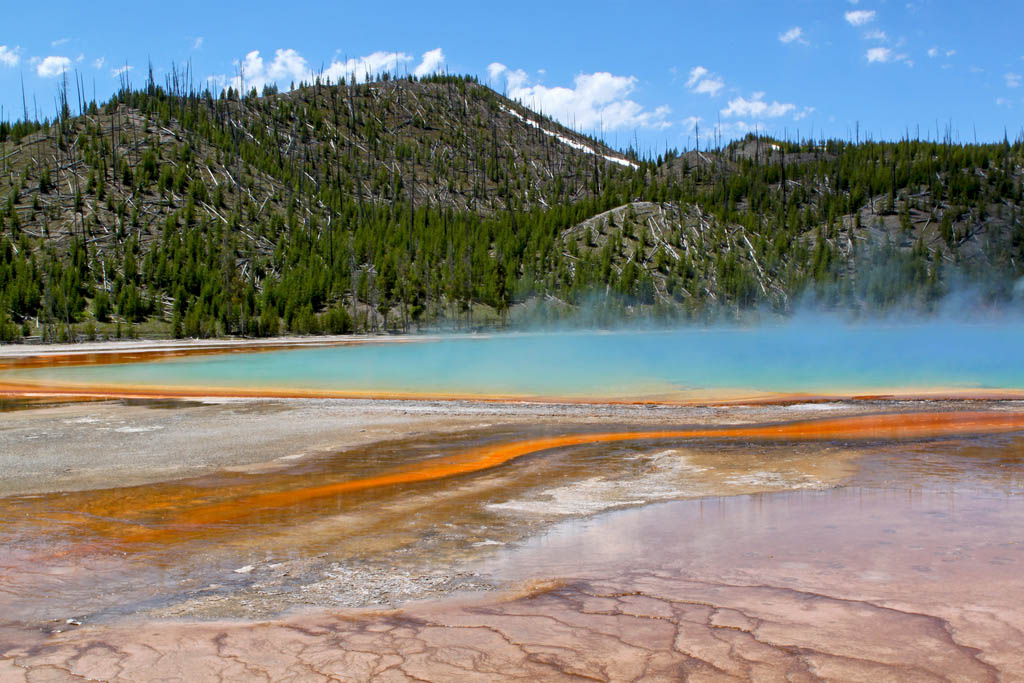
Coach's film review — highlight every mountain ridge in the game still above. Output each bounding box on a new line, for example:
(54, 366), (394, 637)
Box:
(0, 70), (1022, 341)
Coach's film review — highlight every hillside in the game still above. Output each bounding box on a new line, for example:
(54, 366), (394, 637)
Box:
(0, 71), (1022, 341)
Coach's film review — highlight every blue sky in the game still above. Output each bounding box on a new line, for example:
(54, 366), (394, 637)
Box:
(2, 0), (1022, 156)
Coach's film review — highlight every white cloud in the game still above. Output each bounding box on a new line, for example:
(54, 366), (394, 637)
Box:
(721, 92), (796, 118)
(51, 37), (70, 47)
(111, 65), (133, 77)
(221, 48), (417, 95)
(193, 37), (204, 50)
(693, 78), (724, 96)
(793, 106), (816, 121)
(92, 57), (105, 69)
(865, 47), (911, 66)
(492, 63), (671, 131)
(946, 50), (956, 57)
(681, 116), (701, 132)
(995, 97), (1011, 108)
(489, 64), (527, 91)
(267, 48), (308, 81)
(845, 9), (876, 25)
(37, 55), (71, 77)
(75, 53), (84, 63)
(864, 29), (888, 41)
(927, 47), (938, 58)
(779, 26), (807, 45)
(713, 120), (758, 139)
(413, 48), (444, 78)
(487, 62), (507, 83)
(321, 50), (412, 84)
(1005, 73), (1021, 88)
(867, 47), (894, 62)
(0, 45), (20, 67)
(685, 65), (724, 96)
(685, 66), (707, 87)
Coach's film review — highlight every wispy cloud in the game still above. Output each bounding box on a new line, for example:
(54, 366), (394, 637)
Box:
(0, 45), (20, 67)
(793, 106), (816, 121)
(93, 56), (105, 69)
(491, 63), (671, 131)
(721, 92), (796, 118)
(866, 47), (910, 65)
(50, 37), (70, 48)
(864, 29), (887, 41)
(111, 65), (133, 78)
(685, 65), (724, 97)
(412, 48), (444, 78)
(779, 26), (808, 45)
(37, 55), (71, 77)
(845, 9), (876, 26)
(1005, 73), (1021, 88)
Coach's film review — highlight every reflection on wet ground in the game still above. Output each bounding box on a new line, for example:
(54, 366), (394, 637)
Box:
(1, 409), (1024, 680)
(0, 396), (107, 412)
(0, 340), (360, 371)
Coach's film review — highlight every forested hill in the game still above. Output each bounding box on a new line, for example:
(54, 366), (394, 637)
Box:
(0, 71), (1022, 341)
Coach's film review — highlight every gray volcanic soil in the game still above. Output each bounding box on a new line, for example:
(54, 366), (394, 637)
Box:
(0, 396), (879, 497)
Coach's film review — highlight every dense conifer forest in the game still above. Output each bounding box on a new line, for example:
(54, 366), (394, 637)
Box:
(0, 68), (1022, 341)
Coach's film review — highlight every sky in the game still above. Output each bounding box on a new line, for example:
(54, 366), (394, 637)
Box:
(2, 0), (1023, 157)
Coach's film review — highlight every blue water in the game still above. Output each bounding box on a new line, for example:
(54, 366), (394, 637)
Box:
(6, 321), (1024, 400)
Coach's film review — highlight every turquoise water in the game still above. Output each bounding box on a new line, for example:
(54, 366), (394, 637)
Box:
(5, 321), (1024, 399)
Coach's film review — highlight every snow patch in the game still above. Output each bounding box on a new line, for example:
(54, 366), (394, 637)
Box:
(501, 106), (638, 169)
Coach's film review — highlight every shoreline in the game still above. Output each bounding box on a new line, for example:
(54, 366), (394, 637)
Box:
(4, 378), (1024, 407)
(0, 334), (428, 365)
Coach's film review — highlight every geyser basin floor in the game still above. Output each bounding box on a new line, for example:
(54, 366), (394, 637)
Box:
(0, 401), (1019, 683)
(2, 397), (1024, 679)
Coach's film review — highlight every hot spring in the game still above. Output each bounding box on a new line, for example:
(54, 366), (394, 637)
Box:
(2, 320), (1023, 401)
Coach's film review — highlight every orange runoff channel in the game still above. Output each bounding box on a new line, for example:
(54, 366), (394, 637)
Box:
(101, 411), (1024, 544)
